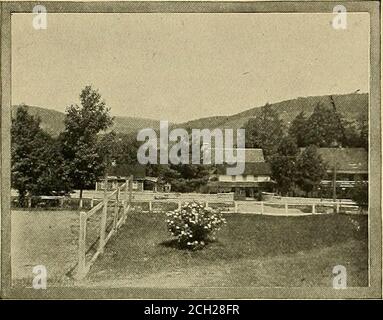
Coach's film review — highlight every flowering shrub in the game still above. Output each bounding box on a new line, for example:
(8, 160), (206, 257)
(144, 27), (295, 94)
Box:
(166, 201), (226, 250)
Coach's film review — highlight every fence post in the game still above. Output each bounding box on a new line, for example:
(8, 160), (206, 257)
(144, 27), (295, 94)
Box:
(98, 192), (108, 254)
(234, 201), (238, 213)
(205, 202), (209, 209)
(59, 197), (64, 208)
(129, 175), (133, 204)
(90, 196), (94, 208)
(113, 187), (120, 230)
(312, 204), (316, 214)
(260, 201), (264, 215)
(336, 203), (340, 214)
(284, 203), (288, 215)
(77, 211), (87, 277)
(149, 201), (153, 212)
(122, 179), (128, 219)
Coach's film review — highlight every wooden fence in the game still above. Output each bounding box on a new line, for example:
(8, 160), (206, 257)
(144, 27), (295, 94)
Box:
(131, 199), (360, 216)
(74, 193), (361, 278)
(75, 177), (133, 279)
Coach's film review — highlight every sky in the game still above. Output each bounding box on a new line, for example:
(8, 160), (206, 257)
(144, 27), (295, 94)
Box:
(11, 13), (369, 123)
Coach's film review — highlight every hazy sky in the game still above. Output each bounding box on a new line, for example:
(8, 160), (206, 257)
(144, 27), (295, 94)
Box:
(12, 13), (369, 123)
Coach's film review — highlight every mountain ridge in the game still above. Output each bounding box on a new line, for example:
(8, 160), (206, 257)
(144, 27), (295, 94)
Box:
(178, 92), (368, 130)
(12, 92), (368, 136)
(10, 105), (165, 136)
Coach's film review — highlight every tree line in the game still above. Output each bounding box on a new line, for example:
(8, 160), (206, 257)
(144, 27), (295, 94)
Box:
(12, 87), (368, 206)
(245, 97), (368, 196)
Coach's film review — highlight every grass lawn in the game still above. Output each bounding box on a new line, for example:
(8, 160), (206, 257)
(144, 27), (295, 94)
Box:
(11, 210), (79, 286)
(84, 212), (368, 288)
(11, 208), (115, 287)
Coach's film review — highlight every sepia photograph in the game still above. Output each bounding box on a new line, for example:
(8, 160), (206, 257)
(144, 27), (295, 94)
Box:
(0, 1), (381, 300)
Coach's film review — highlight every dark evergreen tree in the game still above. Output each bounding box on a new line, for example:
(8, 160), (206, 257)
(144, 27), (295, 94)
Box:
(288, 111), (308, 147)
(304, 102), (346, 147)
(245, 103), (285, 159)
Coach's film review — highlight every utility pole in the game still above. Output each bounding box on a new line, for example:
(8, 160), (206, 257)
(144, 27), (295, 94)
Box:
(332, 162), (337, 202)
(332, 161), (338, 214)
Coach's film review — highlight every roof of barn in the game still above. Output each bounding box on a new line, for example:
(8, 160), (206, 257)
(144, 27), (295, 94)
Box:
(216, 162), (272, 176)
(210, 148), (265, 164)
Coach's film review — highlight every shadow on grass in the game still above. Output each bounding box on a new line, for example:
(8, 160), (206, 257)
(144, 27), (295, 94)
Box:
(159, 238), (216, 251)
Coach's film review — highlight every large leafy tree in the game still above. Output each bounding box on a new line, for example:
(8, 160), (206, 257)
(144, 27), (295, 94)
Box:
(112, 133), (140, 166)
(156, 138), (212, 193)
(160, 164), (211, 193)
(295, 145), (326, 196)
(33, 137), (70, 196)
(270, 136), (299, 195)
(60, 86), (113, 200)
(11, 106), (68, 206)
(245, 103), (285, 160)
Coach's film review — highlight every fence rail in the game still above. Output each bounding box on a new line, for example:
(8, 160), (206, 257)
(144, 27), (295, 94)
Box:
(75, 176), (133, 279)
(125, 199), (361, 216)
(228, 201), (360, 215)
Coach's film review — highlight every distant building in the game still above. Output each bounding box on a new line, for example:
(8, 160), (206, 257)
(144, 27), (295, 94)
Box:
(95, 164), (171, 192)
(207, 148), (274, 200)
(316, 147), (368, 198)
